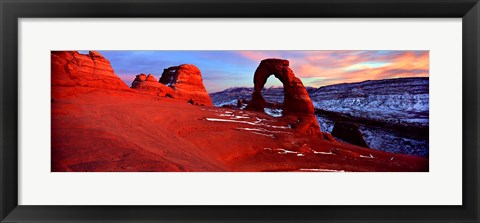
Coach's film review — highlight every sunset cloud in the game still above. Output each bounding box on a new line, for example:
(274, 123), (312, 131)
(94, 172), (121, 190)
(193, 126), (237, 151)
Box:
(99, 50), (429, 92)
(236, 50), (429, 87)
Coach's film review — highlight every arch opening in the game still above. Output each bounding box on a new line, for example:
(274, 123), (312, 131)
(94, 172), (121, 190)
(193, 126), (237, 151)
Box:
(257, 74), (285, 117)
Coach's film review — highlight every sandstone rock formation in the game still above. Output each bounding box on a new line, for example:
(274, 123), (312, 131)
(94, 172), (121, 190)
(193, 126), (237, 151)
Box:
(246, 59), (320, 134)
(51, 51), (129, 90)
(159, 64), (213, 106)
(321, 132), (336, 142)
(131, 73), (174, 97)
(331, 121), (368, 147)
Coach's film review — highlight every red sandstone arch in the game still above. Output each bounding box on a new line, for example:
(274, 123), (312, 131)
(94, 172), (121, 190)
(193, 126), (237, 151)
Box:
(246, 59), (320, 134)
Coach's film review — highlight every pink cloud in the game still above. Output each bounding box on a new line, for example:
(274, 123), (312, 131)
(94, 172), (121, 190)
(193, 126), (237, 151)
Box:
(236, 50), (429, 87)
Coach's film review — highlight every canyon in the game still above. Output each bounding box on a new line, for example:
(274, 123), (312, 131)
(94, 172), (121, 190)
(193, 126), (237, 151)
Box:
(211, 77), (429, 157)
(51, 51), (428, 171)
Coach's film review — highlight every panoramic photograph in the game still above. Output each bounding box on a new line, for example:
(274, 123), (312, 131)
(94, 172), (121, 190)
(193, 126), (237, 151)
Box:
(51, 50), (429, 172)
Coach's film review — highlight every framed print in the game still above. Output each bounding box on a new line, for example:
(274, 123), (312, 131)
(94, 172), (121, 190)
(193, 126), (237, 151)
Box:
(1, 0), (479, 222)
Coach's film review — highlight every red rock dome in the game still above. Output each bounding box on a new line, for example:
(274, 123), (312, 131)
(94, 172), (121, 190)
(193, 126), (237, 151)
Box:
(131, 73), (174, 97)
(159, 64), (213, 106)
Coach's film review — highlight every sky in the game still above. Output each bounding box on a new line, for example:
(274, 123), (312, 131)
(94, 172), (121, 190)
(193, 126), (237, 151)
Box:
(89, 50), (429, 93)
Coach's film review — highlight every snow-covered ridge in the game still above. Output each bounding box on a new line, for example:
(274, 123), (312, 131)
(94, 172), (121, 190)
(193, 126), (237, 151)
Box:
(210, 77), (429, 125)
(210, 86), (284, 106)
(309, 77), (429, 125)
(209, 77), (429, 157)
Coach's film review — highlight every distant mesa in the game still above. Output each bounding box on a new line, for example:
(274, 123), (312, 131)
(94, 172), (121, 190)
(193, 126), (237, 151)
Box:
(131, 73), (174, 97)
(159, 64), (213, 106)
(51, 51), (129, 90)
(246, 58), (320, 135)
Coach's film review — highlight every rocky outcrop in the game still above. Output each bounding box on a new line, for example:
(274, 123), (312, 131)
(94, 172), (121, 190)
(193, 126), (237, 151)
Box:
(331, 121), (368, 147)
(51, 51), (129, 90)
(131, 73), (174, 97)
(159, 64), (213, 106)
(128, 64), (213, 106)
(246, 59), (320, 134)
(321, 132), (336, 142)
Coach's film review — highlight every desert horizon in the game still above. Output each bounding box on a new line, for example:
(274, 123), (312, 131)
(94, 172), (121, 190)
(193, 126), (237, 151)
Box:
(51, 50), (429, 172)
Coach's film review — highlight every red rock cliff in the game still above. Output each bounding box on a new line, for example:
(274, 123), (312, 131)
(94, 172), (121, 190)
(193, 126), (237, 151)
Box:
(51, 51), (129, 90)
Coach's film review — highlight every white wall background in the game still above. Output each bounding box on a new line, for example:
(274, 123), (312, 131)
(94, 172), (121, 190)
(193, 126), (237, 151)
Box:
(18, 18), (462, 205)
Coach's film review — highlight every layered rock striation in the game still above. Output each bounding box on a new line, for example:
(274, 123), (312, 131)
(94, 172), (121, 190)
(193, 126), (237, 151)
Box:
(51, 51), (129, 90)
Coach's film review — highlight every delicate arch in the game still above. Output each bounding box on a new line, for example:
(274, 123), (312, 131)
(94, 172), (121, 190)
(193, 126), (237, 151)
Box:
(247, 59), (314, 115)
(246, 59), (320, 135)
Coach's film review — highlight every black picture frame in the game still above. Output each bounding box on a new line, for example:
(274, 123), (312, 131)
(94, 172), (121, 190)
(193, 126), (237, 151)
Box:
(1, 0), (479, 222)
